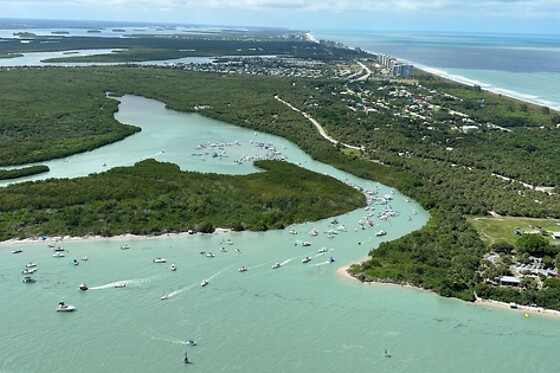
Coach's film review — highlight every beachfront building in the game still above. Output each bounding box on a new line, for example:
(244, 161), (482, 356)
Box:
(499, 275), (521, 287)
(377, 54), (414, 77)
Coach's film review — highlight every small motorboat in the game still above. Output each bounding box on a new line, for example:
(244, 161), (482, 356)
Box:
(12, 249), (23, 254)
(81, 256), (88, 261)
(160, 294), (169, 300)
(22, 276), (36, 283)
(201, 280), (209, 287)
(25, 262), (37, 268)
(153, 258), (167, 263)
(289, 229), (298, 235)
(170, 264), (177, 271)
(56, 301), (76, 312)
(120, 244), (130, 250)
(22, 268), (37, 275)
(302, 256), (311, 264)
(53, 246), (65, 252)
(220, 247), (227, 253)
(79, 283), (88, 291)
(186, 339), (197, 346)
(309, 228), (318, 236)
(113, 282), (126, 288)
(70, 259), (79, 265)
(205, 252), (215, 258)
(272, 263), (281, 269)
(318, 247), (328, 253)
(376, 230), (387, 237)
(235, 248), (242, 254)
(302, 241), (312, 247)
(53, 252), (65, 258)
(327, 256), (335, 263)
(239, 266), (248, 272)
(226, 239), (233, 245)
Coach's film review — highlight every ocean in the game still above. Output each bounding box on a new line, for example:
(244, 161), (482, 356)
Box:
(312, 30), (560, 110)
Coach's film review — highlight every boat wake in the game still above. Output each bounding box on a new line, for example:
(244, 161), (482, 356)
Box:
(88, 275), (157, 290)
(207, 266), (231, 281)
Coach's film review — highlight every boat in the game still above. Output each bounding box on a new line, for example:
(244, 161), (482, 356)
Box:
(309, 228), (318, 236)
(272, 263), (281, 269)
(170, 264), (177, 271)
(22, 268), (37, 275)
(220, 247), (227, 252)
(376, 230), (387, 237)
(153, 258), (167, 263)
(239, 266), (248, 272)
(113, 282), (126, 288)
(53, 252), (65, 257)
(205, 252), (215, 258)
(289, 229), (298, 235)
(120, 244), (130, 250)
(56, 301), (76, 312)
(81, 256), (88, 261)
(160, 294), (169, 300)
(318, 247), (328, 253)
(79, 283), (88, 291)
(12, 249), (22, 254)
(201, 279), (209, 287)
(302, 256), (311, 264)
(235, 248), (242, 254)
(327, 256), (335, 263)
(22, 276), (36, 283)
(302, 241), (312, 247)
(186, 339), (197, 346)
(71, 259), (79, 265)
(53, 246), (65, 252)
(25, 262), (37, 268)
(384, 349), (391, 358)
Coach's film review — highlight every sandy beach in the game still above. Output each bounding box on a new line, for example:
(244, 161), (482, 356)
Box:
(337, 264), (560, 319)
(0, 228), (233, 248)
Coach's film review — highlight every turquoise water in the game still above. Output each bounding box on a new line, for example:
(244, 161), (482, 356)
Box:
(1, 96), (560, 372)
(312, 30), (560, 109)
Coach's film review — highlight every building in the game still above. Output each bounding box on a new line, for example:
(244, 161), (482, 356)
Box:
(499, 276), (521, 287)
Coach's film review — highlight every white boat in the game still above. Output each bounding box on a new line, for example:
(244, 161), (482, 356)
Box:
(205, 252), (215, 257)
(289, 229), (298, 235)
(12, 249), (22, 254)
(220, 247), (227, 252)
(25, 262), (37, 268)
(160, 294), (169, 300)
(309, 228), (318, 236)
(302, 241), (312, 247)
(79, 283), (88, 291)
(113, 282), (126, 288)
(53, 252), (65, 257)
(81, 256), (88, 261)
(272, 263), (281, 269)
(22, 268), (37, 275)
(235, 248), (242, 254)
(120, 244), (130, 250)
(302, 256), (311, 264)
(318, 247), (328, 253)
(170, 264), (177, 271)
(56, 302), (76, 312)
(153, 258), (167, 263)
(376, 230), (387, 237)
(53, 246), (65, 252)
(186, 339), (197, 346)
(71, 259), (79, 265)
(201, 280), (209, 287)
(239, 266), (248, 272)
(22, 276), (36, 283)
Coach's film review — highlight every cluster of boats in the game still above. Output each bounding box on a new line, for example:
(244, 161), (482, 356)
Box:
(21, 262), (37, 283)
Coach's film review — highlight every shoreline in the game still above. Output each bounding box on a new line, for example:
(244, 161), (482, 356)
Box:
(0, 228), (233, 248)
(337, 264), (560, 319)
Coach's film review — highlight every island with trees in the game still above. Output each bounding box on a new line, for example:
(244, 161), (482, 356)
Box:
(1, 30), (560, 310)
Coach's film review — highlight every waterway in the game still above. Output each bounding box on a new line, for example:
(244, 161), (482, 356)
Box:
(1, 96), (558, 372)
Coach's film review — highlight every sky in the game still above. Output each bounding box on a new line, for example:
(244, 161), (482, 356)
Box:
(1, 0), (560, 34)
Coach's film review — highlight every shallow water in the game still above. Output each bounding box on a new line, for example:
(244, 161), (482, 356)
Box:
(1, 96), (558, 372)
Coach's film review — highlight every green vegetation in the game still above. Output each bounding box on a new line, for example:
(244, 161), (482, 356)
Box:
(0, 165), (49, 180)
(1, 34), (560, 309)
(0, 52), (23, 59)
(0, 159), (365, 240)
(468, 216), (560, 246)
